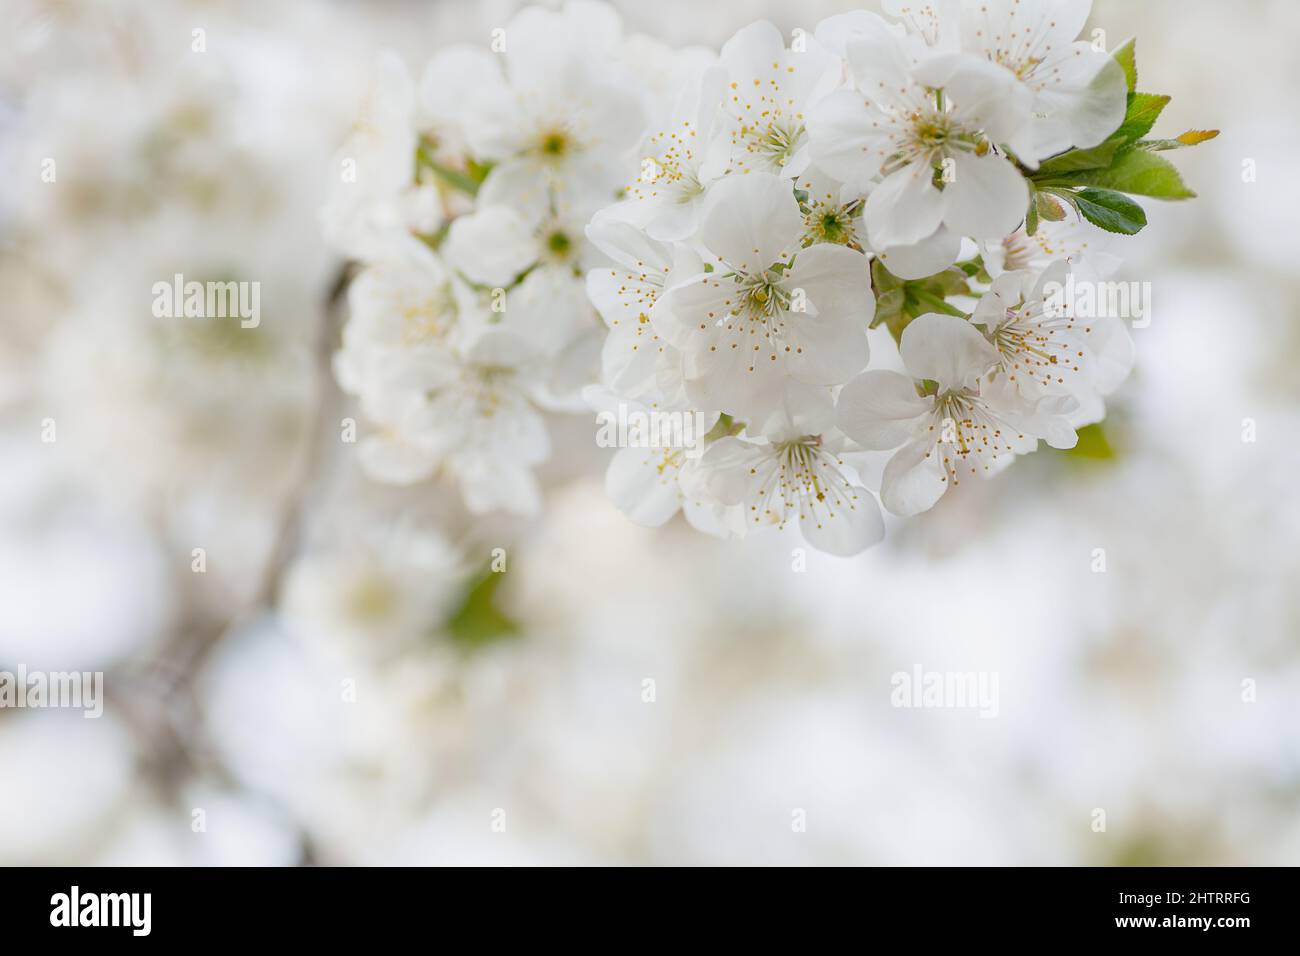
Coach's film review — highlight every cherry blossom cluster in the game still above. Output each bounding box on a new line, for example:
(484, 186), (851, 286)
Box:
(585, 0), (1214, 554)
(324, 2), (658, 515)
(324, 0), (1212, 554)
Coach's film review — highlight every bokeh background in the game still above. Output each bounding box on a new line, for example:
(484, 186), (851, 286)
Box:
(2, 0), (1296, 865)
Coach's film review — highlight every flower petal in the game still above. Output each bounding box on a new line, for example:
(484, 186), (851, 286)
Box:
(941, 152), (1028, 240)
(605, 446), (685, 527)
(836, 369), (931, 450)
(873, 226), (963, 280)
(866, 163), (945, 249)
(799, 478), (885, 556)
(899, 313), (1000, 391)
(880, 438), (948, 516)
(698, 172), (803, 271)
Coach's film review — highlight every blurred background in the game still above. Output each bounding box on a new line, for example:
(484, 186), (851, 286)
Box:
(1, 0), (1296, 865)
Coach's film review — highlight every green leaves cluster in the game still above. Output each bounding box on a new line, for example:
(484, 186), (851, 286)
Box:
(415, 135), (493, 198)
(446, 567), (520, 648)
(871, 258), (981, 342)
(1026, 39), (1218, 236)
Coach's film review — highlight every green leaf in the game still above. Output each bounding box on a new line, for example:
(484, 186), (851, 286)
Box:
(446, 569), (520, 648)
(869, 258), (904, 330)
(416, 142), (481, 196)
(1112, 38), (1137, 93)
(415, 221), (451, 252)
(921, 267), (974, 297)
(870, 257), (904, 292)
(904, 285), (967, 318)
(1034, 139), (1123, 178)
(1064, 423), (1116, 462)
(953, 256), (990, 282)
(1072, 188), (1147, 235)
(1113, 92), (1170, 144)
(1045, 147), (1196, 200)
(871, 259), (973, 339)
(465, 157), (495, 186)
(702, 412), (744, 442)
(1025, 187), (1040, 235)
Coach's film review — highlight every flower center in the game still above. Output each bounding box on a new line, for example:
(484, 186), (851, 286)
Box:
(738, 114), (806, 170)
(401, 284), (457, 344)
(745, 437), (864, 531)
(545, 229), (573, 259)
(630, 121), (705, 204)
(990, 303), (1086, 389)
(738, 271), (792, 321)
(803, 200), (861, 247)
(537, 127), (573, 160)
(346, 573), (397, 623)
(928, 390), (1024, 484)
(882, 102), (984, 177)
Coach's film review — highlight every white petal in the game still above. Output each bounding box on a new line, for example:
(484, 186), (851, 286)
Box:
(781, 244), (873, 384)
(880, 438), (948, 516)
(960, 0), (1091, 63)
(419, 45), (506, 129)
(605, 447), (685, 527)
(505, 267), (591, 356)
(799, 479), (885, 556)
(458, 459), (541, 516)
(754, 382), (837, 442)
(899, 313), (1000, 392)
(866, 163), (945, 250)
(656, 271), (731, 350)
(806, 89), (885, 188)
(599, 320), (662, 398)
(698, 172), (803, 271)
(874, 227), (963, 280)
(942, 152), (1028, 240)
(584, 217), (672, 275)
(833, 16), (914, 98)
(914, 53), (1032, 147)
(444, 205), (536, 287)
(695, 436), (774, 508)
(1029, 45), (1127, 157)
(358, 432), (437, 485)
(682, 329), (787, 419)
(836, 369), (931, 450)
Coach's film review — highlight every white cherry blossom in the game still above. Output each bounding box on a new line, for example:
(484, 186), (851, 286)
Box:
(694, 396), (884, 556)
(458, 1), (645, 220)
(321, 52), (439, 260)
(809, 14), (1033, 257)
(584, 387), (734, 535)
(973, 260), (1094, 398)
(713, 21), (840, 180)
(335, 238), (472, 401)
(952, 0), (1127, 162)
(584, 214), (702, 401)
(981, 214), (1122, 279)
(400, 334), (550, 515)
(444, 203), (598, 359)
(657, 172), (872, 417)
(973, 259), (1133, 424)
(836, 312), (1077, 516)
(616, 65), (731, 242)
